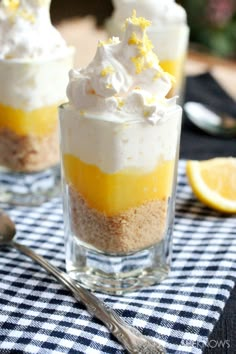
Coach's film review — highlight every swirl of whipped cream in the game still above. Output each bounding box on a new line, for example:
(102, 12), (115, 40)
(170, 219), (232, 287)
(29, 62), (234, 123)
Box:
(67, 13), (176, 125)
(112, 0), (186, 26)
(0, 0), (67, 59)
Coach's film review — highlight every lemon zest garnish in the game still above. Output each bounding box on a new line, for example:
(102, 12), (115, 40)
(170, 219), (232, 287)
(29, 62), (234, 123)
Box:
(128, 32), (140, 46)
(101, 66), (115, 77)
(125, 12), (159, 74)
(131, 56), (143, 74)
(2, 0), (36, 23)
(143, 110), (151, 118)
(153, 71), (162, 81)
(131, 53), (157, 74)
(18, 9), (35, 23)
(117, 99), (124, 109)
(98, 37), (119, 47)
(126, 10), (151, 31)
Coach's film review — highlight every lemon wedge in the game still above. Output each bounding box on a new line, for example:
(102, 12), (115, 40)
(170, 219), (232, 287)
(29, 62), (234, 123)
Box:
(186, 158), (236, 213)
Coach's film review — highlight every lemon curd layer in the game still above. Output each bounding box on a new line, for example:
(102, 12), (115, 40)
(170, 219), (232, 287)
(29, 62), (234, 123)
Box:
(160, 57), (184, 95)
(0, 102), (59, 136)
(63, 154), (175, 216)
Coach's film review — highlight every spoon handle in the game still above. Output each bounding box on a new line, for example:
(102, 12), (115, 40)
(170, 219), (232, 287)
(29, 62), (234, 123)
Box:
(11, 240), (165, 354)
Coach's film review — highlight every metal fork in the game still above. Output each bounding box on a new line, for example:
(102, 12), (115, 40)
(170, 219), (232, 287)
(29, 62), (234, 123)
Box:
(0, 208), (165, 353)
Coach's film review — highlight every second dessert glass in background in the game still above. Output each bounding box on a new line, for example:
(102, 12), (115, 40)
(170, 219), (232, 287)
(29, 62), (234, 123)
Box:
(106, 0), (189, 103)
(59, 13), (182, 294)
(0, 0), (74, 206)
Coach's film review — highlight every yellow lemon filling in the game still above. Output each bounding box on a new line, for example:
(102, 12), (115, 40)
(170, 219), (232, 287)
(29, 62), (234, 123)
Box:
(160, 58), (184, 96)
(63, 154), (175, 216)
(0, 102), (59, 136)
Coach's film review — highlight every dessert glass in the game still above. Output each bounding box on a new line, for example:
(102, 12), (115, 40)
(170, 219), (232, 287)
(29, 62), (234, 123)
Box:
(0, 48), (74, 205)
(59, 104), (182, 294)
(147, 24), (189, 101)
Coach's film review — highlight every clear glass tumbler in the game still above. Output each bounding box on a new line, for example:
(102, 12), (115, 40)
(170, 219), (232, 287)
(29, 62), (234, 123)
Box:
(59, 104), (182, 294)
(147, 24), (189, 102)
(0, 48), (74, 206)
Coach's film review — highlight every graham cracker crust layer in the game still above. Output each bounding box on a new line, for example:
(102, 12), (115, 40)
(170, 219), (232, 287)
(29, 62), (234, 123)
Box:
(0, 128), (59, 172)
(69, 185), (168, 254)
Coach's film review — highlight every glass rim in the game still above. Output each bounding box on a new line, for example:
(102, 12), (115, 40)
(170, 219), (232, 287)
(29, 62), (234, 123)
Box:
(59, 102), (182, 126)
(108, 19), (189, 32)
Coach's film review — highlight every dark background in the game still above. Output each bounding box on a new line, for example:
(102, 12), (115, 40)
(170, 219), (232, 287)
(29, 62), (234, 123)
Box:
(50, 0), (113, 26)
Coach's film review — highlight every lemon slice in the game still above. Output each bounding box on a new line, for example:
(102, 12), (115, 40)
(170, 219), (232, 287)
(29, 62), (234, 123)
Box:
(186, 157), (236, 213)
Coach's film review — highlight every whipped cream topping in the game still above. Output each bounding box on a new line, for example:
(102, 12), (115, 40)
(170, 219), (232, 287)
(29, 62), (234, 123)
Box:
(0, 0), (67, 59)
(111, 0), (187, 26)
(0, 50), (74, 110)
(67, 13), (176, 125)
(60, 107), (181, 174)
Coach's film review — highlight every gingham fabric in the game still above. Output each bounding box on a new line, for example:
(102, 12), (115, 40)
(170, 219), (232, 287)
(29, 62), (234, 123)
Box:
(0, 160), (236, 354)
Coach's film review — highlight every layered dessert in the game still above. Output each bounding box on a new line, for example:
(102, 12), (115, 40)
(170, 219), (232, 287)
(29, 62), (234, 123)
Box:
(60, 13), (182, 255)
(106, 0), (189, 97)
(0, 0), (74, 172)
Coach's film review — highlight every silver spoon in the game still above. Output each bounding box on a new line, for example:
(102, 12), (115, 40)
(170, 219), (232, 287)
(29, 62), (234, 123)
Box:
(0, 209), (165, 354)
(184, 101), (236, 138)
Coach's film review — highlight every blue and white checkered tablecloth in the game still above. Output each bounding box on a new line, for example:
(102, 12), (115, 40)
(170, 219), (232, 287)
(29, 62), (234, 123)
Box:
(0, 160), (236, 354)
